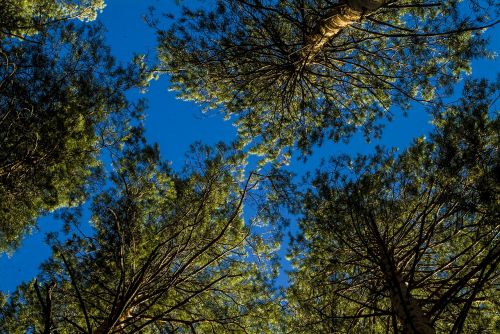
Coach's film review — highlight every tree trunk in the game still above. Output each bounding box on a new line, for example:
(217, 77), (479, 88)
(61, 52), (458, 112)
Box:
(300, 0), (387, 64)
(366, 213), (435, 333)
(95, 306), (134, 334)
(381, 257), (435, 334)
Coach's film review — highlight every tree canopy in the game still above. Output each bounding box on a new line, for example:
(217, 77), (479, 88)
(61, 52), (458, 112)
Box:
(0, 139), (281, 333)
(286, 79), (500, 333)
(0, 0), (105, 38)
(157, 0), (497, 159)
(0, 1), (498, 332)
(0, 8), (144, 252)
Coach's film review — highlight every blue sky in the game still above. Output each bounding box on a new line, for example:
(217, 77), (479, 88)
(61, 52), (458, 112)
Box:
(0, 0), (498, 292)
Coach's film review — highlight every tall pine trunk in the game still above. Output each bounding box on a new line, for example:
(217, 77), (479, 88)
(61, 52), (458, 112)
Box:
(367, 214), (435, 334)
(300, 0), (386, 63)
(380, 257), (435, 334)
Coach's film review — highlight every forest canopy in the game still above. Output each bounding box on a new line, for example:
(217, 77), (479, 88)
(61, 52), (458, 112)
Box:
(0, 1), (498, 333)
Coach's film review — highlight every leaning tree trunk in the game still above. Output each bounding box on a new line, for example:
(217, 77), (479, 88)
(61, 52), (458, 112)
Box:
(300, 0), (387, 64)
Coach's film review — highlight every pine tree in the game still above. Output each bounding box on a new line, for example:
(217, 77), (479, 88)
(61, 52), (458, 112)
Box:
(0, 139), (280, 333)
(0, 10), (145, 251)
(157, 0), (497, 159)
(285, 79), (500, 333)
(0, 0), (105, 38)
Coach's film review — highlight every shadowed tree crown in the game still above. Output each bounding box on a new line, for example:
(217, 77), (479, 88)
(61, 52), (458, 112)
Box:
(0, 0), (105, 38)
(0, 2), (146, 252)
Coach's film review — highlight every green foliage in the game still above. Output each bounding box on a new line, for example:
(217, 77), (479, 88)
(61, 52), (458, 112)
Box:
(0, 140), (281, 333)
(157, 0), (496, 160)
(0, 20), (143, 252)
(286, 79), (500, 333)
(1, 1), (498, 332)
(0, 0), (105, 38)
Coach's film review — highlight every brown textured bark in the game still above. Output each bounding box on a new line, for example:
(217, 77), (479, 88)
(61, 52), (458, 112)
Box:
(95, 306), (134, 334)
(366, 213), (434, 334)
(300, 0), (387, 64)
(380, 257), (435, 334)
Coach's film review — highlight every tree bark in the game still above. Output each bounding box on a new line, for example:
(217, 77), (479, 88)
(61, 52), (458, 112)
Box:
(95, 305), (134, 334)
(380, 257), (435, 334)
(367, 214), (434, 334)
(300, 0), (387, 64)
